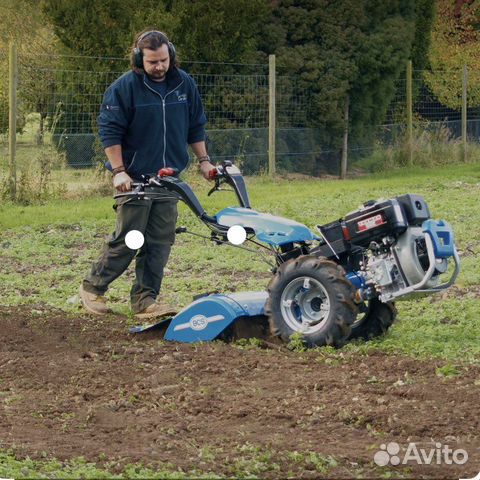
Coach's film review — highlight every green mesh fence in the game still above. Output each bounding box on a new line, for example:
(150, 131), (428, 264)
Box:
(2, 51), (479, 177)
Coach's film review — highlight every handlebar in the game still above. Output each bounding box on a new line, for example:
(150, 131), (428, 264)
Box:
(158, 167), (178, 177)
(114, 160), (250, 221)
(208, 168), (219, 181)
(207, 162), (231, 181)
(205, 162), (250, 208)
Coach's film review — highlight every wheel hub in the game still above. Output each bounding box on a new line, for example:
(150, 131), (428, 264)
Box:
(310, 296), (323, 312)
(280, 276), (331, 334)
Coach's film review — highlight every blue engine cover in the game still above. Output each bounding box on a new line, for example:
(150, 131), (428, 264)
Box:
(164, 291), (268, 343)
(215, 207), (318, 246)
(422, 219), (455, 258)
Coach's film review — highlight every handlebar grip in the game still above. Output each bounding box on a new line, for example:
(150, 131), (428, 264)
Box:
(158, 167), (178, 177)
(208, 168), (219, 180)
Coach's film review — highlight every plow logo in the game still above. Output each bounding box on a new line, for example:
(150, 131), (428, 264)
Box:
(374, 442), (468, 467)
(174, 314), (225, 331)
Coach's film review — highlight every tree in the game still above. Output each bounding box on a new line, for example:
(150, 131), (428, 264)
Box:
(348, 1), (416, 148)
(260, 0), (418, 160)
(41, 0), (268, 68)
(173, 0), (268, 68)
(411, 0), (435, 70)
(0, 0), (60, 137)
(424, 0), (480, 109)
(42, 0), (143, 58)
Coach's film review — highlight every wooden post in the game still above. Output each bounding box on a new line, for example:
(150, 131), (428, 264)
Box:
(8, 42), (18, 200)
(406, 60), (413, 166)
(462, 64), (468, 163)
(340, 96), (349, 179)
(268, 54), (276, 177)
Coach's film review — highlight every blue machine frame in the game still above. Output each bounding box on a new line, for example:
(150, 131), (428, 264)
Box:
(215, 207), (318, 246)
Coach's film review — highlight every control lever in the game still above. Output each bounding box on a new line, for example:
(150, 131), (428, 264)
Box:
(132, 183), (143, 195)
(207, 178), (220, 196)
(207, 168), (220, 196)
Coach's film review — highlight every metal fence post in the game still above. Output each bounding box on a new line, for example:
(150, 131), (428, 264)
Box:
(8, 42), (17, 200)
(406, 60), (413, 166)
(268, 54), (276, 177)
(340, 96), (349, 179)
(462, 64), (468, 163)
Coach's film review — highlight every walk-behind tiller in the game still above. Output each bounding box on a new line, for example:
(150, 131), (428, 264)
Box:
(116, 162), (460, 348)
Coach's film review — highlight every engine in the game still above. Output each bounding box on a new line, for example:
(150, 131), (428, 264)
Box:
(315, 194), (459, 302)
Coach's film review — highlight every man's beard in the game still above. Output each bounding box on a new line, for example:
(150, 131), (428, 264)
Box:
(149, 70), (166, 81)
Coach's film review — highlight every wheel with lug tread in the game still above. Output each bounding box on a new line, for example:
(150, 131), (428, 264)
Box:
(348, 298), (397, 341)
(265, 256), (357, 348)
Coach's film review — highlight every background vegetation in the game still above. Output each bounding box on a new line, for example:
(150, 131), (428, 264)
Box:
(1, 0), (479, 180)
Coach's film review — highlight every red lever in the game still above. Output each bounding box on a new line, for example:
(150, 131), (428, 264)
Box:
(158, 167), (176, 177)
(208, 168), (218, 180)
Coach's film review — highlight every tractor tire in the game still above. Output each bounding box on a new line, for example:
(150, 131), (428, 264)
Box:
(265, 256), (357, 348)
(348, 298), (397, 341)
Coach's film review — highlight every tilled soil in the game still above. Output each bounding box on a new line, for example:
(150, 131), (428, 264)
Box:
(0, 305), (479, 479)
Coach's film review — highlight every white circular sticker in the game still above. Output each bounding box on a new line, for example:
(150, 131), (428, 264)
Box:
(190, 315), (208, 331)
(227, 225), (247, 245)
(125, 230), (145, 250)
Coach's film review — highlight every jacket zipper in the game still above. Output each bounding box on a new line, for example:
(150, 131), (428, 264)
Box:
(162, 98), (166, 168)
(143, 77), (184, 168)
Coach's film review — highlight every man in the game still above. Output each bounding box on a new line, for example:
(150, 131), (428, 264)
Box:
(79, 30), (215, 318)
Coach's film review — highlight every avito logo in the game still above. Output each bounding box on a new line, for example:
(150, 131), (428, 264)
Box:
(374, 442), (468, 467)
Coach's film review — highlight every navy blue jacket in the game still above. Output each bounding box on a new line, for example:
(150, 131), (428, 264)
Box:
(98, 67), (207, 178)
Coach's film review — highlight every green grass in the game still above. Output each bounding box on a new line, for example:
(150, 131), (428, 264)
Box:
(1, 162), (479, 362)
(0, 445), (414, 479)
(342, 297), (480, 363)
(0, 451), (188, 479)
(0, 444), (343, 479)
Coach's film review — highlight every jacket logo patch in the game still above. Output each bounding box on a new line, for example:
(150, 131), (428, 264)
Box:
(176, 93), (187, 102)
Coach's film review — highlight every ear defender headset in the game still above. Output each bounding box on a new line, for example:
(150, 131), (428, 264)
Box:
(133, 30), (176, 69)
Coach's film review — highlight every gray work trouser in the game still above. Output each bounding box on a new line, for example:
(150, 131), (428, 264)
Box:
(83, 197), (178, 313)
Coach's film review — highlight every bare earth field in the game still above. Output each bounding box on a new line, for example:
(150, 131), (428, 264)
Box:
(1, 305), (478, 479)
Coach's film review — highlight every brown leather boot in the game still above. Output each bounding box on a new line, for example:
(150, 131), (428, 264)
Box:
(134, 302), (178, 320)
(79, 285), (112, 315)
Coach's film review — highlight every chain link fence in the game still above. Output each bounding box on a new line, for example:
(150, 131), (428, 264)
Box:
(184, 63), (270, 174)
(351, 67), (480, 170)
(1, 51), (479, 182)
